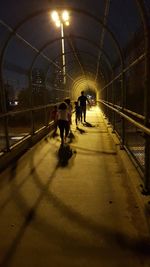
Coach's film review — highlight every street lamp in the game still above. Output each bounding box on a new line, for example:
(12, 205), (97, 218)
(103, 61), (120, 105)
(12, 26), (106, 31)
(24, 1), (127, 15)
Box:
(51, 10), (70, 86)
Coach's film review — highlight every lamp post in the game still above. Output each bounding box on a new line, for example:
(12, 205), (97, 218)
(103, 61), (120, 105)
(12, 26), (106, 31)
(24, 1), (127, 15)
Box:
(51, 10), (70, 86)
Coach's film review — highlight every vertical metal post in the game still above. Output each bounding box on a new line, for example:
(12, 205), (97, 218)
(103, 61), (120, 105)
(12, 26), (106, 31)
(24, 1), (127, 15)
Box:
(29, 70), (35, 136)
(43, 77), (48, 126)
(0, 74), (10, 152)
(136, 0), (150, 193)
(143, 18), (150, 193)
(120, 71), (126, 149)
(0, 23), (13, 152)
(105, 86), (108, 119)
(112, 80), (115, 132)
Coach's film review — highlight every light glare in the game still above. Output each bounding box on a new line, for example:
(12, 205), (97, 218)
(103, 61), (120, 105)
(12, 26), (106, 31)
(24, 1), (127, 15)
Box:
(51, 10), (70, 27)
(51, 11), (59, 22)
(65, 21), (70, 26)
(56, 20), (61, 27)
(62, 10), (69, 22)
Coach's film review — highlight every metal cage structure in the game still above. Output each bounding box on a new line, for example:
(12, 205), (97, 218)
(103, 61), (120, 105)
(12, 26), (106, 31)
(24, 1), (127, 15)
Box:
(0, 0), (150, 192)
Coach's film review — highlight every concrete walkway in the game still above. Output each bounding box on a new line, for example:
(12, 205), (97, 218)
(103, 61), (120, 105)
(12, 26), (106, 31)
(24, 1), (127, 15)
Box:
(0, 106), (150, 267)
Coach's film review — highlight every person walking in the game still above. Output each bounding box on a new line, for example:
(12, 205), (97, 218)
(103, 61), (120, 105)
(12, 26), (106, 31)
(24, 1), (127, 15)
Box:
(64, 98), (72, 124)
(74, 101), (81, 127)
(78, 91), (90, 122)
(64, 98), (73, 135)
(57, 102), (70, 145)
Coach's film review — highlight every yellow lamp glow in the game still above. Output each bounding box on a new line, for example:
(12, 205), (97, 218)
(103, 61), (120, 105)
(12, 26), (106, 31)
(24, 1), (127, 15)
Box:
(65, 21), (70, 26)
(51, 11), (59, 22)
(62, 10), (69, 22)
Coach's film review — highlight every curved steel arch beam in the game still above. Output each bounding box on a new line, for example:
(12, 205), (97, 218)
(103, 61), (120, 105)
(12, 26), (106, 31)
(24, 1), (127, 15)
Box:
(44, 50), (110, 93)
(61, 62), (103, 78)
(46, 58), (107, 92)
(0, 7), (124, 113)
(28, 36), (75, 92)
(0, 7), (124, 73)
(29, 36), (74, 80)
(2, 4), (147, 109)
(69, 34), (113, 70)
(30, 35), (112, 70)
(1, 4), (148, 103)
(41, 35), (113, 71)
(29, 35), (113, 98)
(46, 49), (108, 68)
(45, 49), (108, 84)
(45, 58), (105, 98)
(67, 64), (108, 83)
(30, 35), (113, 86)
(70, 76), (100, 101)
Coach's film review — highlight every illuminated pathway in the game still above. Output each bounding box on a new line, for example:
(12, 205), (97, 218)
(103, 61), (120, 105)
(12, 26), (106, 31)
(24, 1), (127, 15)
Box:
(0, 106), (150, 267)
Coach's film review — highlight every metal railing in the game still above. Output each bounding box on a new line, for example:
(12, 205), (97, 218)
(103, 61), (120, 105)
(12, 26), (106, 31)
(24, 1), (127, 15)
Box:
(100, 100), (150, 134)
(0, 103), (57, 160)
(98, 99), (150, 193)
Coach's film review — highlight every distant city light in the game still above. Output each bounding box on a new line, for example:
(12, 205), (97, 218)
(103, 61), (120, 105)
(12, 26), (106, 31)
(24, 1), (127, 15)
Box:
(11, 136), (24, 140)
(9, 100), (19, 106)
(87, 95), (92, 99)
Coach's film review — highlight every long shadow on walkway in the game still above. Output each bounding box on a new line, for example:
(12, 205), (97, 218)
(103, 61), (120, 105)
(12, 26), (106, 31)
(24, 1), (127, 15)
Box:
(1, 145), (150, 267)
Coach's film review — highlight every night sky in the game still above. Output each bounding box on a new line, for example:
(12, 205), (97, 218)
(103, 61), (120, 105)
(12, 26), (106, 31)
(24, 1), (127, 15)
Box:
(0, 0), (148, 90)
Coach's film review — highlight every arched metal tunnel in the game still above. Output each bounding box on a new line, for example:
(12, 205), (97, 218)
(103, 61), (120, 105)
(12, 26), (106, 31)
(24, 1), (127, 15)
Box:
(1, 1), (150, 266)
(0, 1), (150, 188)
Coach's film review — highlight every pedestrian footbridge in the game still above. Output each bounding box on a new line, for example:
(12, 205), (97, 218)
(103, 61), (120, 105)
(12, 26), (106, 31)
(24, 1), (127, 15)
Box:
(0, 106), (150, 267)
(0, 1), (150, 266)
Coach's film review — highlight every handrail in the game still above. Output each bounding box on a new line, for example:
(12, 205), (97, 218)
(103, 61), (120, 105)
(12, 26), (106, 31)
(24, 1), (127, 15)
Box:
(0, 103), (60, 119)
(102, 100), (145, 120)
(99, 100), (150, 135)
(123, 108), (144, 121)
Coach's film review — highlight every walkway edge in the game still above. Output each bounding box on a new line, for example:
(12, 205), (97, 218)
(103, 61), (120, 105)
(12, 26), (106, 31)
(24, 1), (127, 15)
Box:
(102, 116), (150, 234)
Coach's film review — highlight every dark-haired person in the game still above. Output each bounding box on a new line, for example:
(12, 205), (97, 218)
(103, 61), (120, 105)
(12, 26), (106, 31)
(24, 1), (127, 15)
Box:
(78, 91), (90, 122)
(64, 98), (73, 134)
(74, 101), (81, 127)
(57, 102), (70, 145)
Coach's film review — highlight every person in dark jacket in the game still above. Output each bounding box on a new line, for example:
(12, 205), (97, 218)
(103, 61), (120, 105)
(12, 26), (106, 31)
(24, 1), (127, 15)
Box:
(78, 91), (90, 122)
